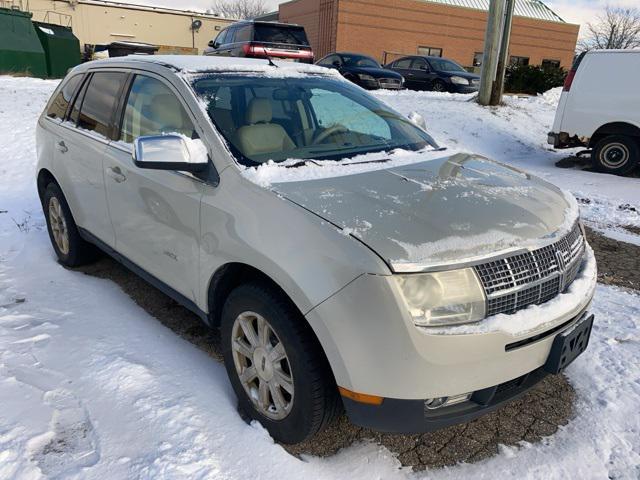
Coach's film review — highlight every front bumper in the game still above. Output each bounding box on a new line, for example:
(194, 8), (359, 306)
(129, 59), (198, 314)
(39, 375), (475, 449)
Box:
(453, 83), (479, 94)
(343, 311), (593, 433)
(305, 247), (597, 431)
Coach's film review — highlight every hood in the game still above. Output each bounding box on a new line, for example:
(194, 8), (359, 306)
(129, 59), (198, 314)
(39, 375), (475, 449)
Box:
(347, 66), (403, 79)
(273, 153), (577, 272)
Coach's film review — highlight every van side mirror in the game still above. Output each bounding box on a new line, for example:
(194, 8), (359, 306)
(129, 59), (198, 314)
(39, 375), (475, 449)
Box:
(133, 135), (208, 173)
(407, 111), (427, 131)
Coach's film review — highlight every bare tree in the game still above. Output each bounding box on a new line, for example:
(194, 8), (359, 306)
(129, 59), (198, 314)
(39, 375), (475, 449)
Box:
(579, 6), (640, 51)
(209, 0), (268, 20)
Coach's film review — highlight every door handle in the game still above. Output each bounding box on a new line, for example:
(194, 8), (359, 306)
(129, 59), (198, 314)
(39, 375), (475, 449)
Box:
(57, 141), (68, 153)
(106, 166), (126, 183)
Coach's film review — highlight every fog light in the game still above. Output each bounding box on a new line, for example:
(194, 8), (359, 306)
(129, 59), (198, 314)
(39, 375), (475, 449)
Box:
(424, 397), (448, 410)
(425, 392), (472, 410)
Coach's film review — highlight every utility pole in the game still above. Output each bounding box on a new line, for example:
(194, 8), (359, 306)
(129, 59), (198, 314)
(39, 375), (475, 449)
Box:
(477, 0), (505, 105)
(490, 0), (516, 105)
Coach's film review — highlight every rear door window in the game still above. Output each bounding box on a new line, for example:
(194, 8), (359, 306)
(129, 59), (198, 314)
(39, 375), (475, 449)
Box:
(253, 24), (309, 46)
(393, 58), (412, 69)
(76, 72), (128, 139)
(47, 74), (83, 120)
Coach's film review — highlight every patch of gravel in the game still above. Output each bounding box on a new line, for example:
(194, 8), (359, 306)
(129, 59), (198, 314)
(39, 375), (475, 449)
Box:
(585, 226), (640, 291)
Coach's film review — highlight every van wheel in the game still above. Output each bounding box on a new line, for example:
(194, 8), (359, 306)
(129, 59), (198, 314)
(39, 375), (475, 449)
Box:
(593, 135), (639, 176)
(221, 282), (341, 444)
(43, 183), (98, 267)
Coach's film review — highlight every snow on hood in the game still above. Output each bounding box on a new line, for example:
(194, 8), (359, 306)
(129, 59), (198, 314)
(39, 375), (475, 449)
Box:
(249, 151), (579, 271)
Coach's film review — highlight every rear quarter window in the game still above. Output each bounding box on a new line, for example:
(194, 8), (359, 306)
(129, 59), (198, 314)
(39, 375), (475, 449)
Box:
(46, 74), (83, 120)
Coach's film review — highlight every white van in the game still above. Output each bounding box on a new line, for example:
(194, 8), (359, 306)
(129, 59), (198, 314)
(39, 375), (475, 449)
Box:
(548, 49), (640, 175)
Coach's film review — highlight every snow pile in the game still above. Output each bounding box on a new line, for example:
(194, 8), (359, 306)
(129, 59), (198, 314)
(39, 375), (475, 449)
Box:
(1, 77), (639, 479)
(241, 147), (448, 187)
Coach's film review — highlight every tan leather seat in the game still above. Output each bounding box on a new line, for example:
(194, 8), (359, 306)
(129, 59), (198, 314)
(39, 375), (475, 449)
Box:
(236, 98), (295, 159)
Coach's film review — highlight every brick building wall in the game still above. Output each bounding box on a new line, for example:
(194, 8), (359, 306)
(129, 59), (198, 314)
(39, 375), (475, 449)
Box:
(280, 0), (579, 68)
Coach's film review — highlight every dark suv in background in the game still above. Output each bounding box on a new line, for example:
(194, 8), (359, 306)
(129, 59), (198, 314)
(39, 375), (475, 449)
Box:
(316, 52), (403, 90)
(204, 20), (314, 63)
(385, 55), (479, 93)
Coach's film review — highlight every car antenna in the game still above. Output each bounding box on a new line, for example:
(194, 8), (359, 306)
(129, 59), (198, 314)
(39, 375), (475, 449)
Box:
(265, 55), (278, 68)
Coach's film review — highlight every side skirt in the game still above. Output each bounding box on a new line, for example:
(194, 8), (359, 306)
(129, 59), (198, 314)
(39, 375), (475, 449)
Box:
(78, 227), (210, 325)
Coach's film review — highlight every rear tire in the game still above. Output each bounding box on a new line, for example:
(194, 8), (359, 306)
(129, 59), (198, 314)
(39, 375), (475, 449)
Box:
(221, 282), (341, 444)
(593, 134), (639, 176)
(43, 182), (98, 267)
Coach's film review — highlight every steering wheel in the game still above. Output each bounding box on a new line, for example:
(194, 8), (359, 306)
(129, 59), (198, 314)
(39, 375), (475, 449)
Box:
(312, 124), (349, 145)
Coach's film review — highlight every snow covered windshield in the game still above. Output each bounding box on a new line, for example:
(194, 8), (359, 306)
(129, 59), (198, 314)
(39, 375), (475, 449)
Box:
(190, 75), (437, 166)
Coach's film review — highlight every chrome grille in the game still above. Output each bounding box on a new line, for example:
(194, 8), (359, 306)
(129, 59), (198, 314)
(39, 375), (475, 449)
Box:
(474, 223), (585, 317)
(379, 78), (403, 89)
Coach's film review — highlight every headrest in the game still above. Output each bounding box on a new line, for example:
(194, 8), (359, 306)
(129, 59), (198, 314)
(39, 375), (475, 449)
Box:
(246, 98), (272, 124)
(149, 93), (185, 130)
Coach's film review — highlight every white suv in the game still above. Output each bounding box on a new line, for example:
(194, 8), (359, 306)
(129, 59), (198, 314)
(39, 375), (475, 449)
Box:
(37, 56), (597, 444)
(548, 49), (640, 175)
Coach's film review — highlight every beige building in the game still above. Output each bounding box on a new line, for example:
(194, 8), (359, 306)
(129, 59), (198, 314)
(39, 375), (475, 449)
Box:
(26, 0), (234, 54)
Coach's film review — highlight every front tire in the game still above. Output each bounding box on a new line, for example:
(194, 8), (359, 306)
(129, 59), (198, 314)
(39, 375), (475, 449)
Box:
(43, 182), (98, 267)
(593, 135), (639, 176)
(221, 282), (340, 444)
(432, 79), (447, 92)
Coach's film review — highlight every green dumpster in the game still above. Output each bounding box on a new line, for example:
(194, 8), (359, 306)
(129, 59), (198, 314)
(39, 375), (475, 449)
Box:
(0, 7), (46, 77)
(34, 21), (81, 78)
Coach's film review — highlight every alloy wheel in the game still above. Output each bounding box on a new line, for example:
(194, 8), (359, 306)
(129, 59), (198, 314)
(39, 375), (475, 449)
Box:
(48, 196), (69, 255)
(231, 311), (294, 420)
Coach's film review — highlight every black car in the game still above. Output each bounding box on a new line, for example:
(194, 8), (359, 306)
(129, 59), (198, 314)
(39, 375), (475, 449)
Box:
(385, 56), (479, 93)
(316, 52), (404, 90)
(204, 20), (314, 63)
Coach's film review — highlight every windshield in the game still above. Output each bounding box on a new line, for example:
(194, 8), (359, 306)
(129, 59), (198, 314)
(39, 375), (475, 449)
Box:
(429, 58), (466, 73)
(191, 75), (437, 167)
(341, 54), (380, 68)
(253, 24), (309, 46)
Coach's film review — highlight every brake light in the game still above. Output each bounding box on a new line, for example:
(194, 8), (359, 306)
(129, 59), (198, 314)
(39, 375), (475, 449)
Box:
(242, 43), (267, 57)
(563, 69), (576, 92)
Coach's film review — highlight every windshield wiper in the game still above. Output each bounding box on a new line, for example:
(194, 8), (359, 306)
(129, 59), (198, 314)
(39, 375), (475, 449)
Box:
(283, 159), (321, 168)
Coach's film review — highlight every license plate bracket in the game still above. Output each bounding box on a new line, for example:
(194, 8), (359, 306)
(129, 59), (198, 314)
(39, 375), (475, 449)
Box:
(544, 313), (594, 374)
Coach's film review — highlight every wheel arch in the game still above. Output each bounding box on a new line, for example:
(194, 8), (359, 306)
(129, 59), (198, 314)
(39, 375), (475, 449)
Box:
(37, 168), (60, 202)
(207, 262), (302, 329)
(589, 122), (640, 148)
(206, 261), (342, 385)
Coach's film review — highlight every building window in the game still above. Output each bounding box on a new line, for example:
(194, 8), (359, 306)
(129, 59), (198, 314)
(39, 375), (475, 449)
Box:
(473, 52), (483, 67)
(541, 59), (561, 69)
(417, 46), (442, 57)
(509, 56), (529, 66)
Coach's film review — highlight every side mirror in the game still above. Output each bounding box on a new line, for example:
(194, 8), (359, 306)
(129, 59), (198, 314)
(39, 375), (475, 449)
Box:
(133, 135), (208, 173)
(208, 40), (214, 47)
(419, 64), (428, 71)
(332, 60), (342, 68)
(407, 111), (427, 131)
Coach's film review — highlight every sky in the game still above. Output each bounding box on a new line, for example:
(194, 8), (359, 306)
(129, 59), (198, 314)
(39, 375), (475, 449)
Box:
(127, 0), (638, 36)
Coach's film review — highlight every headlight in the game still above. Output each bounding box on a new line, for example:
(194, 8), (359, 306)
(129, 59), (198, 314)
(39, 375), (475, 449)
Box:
(394, 268), (486, 327)
(358, 73), (377, 82)
(450, 76), (470, 85)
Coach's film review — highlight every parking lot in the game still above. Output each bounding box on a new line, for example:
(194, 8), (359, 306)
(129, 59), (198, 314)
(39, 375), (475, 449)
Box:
(1, 76), (639, 479)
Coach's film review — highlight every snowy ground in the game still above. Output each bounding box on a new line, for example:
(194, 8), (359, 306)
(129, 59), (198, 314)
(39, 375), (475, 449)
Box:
(1, 76), (639, 479)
